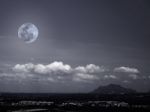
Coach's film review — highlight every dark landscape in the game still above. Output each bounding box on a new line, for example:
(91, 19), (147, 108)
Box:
(1, 84), (150, 112)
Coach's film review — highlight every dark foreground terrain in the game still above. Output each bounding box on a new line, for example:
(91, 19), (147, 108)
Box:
(0, 93), (150, 112)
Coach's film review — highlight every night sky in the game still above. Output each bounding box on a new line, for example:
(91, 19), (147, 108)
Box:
(0, 0), (150, 93)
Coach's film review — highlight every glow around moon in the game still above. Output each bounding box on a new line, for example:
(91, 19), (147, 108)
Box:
(18, 23), (39, 43)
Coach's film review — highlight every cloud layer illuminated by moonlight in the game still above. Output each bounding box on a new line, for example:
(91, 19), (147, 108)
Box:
(11, 61), (142, 84)
(0, 61), (148, 92)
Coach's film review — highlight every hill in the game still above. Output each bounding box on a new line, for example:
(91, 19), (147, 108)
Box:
(92, 84), (136, 94)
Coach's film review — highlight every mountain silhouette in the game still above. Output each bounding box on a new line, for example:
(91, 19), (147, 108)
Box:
(92, 84), (136, 94)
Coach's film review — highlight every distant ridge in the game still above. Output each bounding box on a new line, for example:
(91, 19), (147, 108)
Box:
(92, 84), (136, 94)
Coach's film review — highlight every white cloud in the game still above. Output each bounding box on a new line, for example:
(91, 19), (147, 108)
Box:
(13, 62), (72, 75)
(75, 64), (105, 74)
(12, 61), (106, 83)
(13, 63), (34, 73)
(10, 62), (142, 84)
(104, 75), (117, 79)
(114, 66), (139, 74)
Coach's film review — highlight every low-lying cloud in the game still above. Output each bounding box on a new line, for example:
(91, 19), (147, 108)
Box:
(11, 63), (142, 83)
(114, 66), (139, 74)
(12, 61), (106, 82)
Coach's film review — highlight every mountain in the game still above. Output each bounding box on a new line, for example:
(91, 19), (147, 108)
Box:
(92, 84), (136, 94)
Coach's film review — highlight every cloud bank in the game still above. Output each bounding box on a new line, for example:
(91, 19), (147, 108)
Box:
(6, 62), (141, 83)
(0, 61), (147, 92)
(12, 61), (106, 83)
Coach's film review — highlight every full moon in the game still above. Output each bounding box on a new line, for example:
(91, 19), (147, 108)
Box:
(18, 23), (39, 43)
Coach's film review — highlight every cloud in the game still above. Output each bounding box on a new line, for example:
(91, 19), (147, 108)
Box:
(114, 66), (139, 74)
(12, 61), (106, 83)
(73, 64), (106, 82)
(128, 74), (139, 80)
(73, 73), (99, 83)
(9, 63), (143, 84)
(11, 62), (142, 84)
(75, 64), (105, 74)
(13, 63), (34, 73)
(13, 62), (72, 75)
(104, 75), (117, 79)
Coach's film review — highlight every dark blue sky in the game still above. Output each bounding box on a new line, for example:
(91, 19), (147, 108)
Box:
(0, 0), (149, 93)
